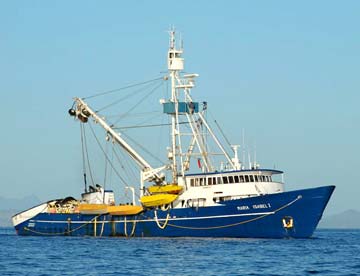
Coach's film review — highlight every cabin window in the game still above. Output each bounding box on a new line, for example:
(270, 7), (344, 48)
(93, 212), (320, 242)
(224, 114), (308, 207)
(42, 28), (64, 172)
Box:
(195, 178), (199, 186)
(249, 175), (254, 182)
(217, 177), (222, 184)
(239, 175), (244, 182)
(213, 177), (216, 185)
(234, 175), (239, 183)
(187, 198), (206, 207)
(222, 176), (228, 184)
(190, 178), (194, 187)
(208, 178), (212, 185)
(254, 175), (258, 182)
(169, 53), (174, 58)
(269, 176), (272, 182)
(244, 175), (249, 182)
(199, 178), (204, 186)
(228, 176), (234, 183)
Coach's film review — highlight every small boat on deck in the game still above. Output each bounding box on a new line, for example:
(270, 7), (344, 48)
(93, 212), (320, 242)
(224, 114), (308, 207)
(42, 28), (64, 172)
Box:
(107, 205), (143, 216)
(140, 194), (178, 208)
(148, 184), (183, 194)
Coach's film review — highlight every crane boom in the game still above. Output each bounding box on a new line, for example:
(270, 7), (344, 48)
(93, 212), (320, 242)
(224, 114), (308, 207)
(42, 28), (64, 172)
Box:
(73, 97), (164, 184)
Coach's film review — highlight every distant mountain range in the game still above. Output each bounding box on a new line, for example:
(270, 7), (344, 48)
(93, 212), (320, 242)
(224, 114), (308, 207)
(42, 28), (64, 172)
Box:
(0, 195), (41, 227)
(0, 195), (359, 229)
(319, 209), (360, 229)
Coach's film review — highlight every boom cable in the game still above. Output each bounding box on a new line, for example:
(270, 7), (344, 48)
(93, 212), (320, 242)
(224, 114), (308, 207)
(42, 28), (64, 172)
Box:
(83, 76), (165, 100)
(208, 109), (232, 152)
(114, 121), (189, 130)
(81, 123), (95, 189)
(87, 122), (138, 201)
(80, 123), (87, 192)
(121, 132), (165, 165)
(95, 81), (161, 113)
(111, 81), (164, 126)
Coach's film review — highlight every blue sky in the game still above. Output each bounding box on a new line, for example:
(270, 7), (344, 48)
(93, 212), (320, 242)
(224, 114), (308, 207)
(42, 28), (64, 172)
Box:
(1, 1), (359, 215)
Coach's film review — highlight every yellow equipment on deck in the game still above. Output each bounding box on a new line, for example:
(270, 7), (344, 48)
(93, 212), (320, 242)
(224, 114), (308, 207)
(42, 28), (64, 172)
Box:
(78, 204), (143, 215)
(78, 204), (108, 214)
(107, 205), (143, 215)
(148, 184), (183, 194)
(140, 194), (178, 208)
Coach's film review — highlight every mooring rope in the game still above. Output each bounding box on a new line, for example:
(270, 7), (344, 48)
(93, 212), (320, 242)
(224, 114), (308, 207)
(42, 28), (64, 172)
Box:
(23, 215), (102, 236)
(124, 216), (137, 237)
(154, 209), (171, 229)
(154, 195), (302, 230)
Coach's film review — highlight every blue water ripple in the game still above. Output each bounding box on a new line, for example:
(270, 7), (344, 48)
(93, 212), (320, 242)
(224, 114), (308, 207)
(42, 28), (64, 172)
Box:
(0, 228), (359, 276)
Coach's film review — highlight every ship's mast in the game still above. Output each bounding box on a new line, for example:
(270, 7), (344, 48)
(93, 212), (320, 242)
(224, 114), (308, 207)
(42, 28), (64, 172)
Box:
(165, 29), (236, 180)
(167, 29), (184, 183)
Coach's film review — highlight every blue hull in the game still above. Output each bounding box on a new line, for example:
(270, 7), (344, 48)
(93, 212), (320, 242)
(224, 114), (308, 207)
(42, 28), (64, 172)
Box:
(14, 185), (335, 238)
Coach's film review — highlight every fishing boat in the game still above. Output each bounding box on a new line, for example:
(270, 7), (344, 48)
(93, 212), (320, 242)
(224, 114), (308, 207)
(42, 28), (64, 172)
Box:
(12, 30), (335, 238)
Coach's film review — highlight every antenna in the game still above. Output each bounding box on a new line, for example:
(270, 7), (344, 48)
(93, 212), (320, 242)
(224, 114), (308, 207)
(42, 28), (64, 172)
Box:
(169, 26), (175, 49)
(242, 128), (245, 169)
(248, 151), (252, 170)
(180, 32), (184, 50)
(254, 142), (257, 169)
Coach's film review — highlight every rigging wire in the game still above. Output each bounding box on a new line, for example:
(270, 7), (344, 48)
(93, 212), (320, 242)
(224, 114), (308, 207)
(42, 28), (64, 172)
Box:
(80, 123), (87, 192)
(82, 76), (165, 100)
(209, 110), (232, 150)
(109, 144), (114, 194)
(111, 81), (164, 126)
(87, 122), (137, 201)
(95, 81), (162, 113)
(81, 123), (95, 188)
(121, 132), (165, 165)
(119, 112), (163, 132)
(114, 121), (189, 130)
(156, 101), (167, 163)
(103, 140), (109, 191)
(112, 146), (139, 187)
(105, 111), (159, 119)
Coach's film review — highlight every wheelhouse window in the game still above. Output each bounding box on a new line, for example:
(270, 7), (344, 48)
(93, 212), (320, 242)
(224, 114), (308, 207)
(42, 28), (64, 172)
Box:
(195, 178), (199, 186)
(222, 176), (228, 184)
(234, 175), (239, 183)
(199, 178), (204, 186)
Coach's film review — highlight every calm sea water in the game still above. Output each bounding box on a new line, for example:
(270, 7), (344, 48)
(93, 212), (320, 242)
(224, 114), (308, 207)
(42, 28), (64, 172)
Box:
(0, 228), (359, 276)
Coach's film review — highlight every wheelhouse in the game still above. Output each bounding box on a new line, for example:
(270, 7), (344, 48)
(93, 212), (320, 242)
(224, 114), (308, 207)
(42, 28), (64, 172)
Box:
(186, 169), (284, 187)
